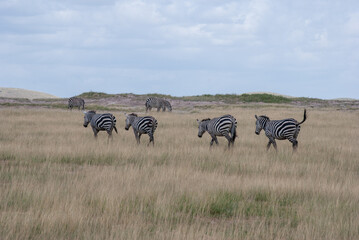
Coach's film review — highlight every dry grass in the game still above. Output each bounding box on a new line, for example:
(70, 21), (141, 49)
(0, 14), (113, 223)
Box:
(0, 106), (359, 239)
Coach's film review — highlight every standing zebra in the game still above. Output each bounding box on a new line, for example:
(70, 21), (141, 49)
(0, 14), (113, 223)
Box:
(124, 113), (158, 146)
(197, 114), (237, 148)
(83, 111), (118, 141)
(68, 97), (85, 110)
(255, 109), (307, 151)
(145, 98), (172, 112)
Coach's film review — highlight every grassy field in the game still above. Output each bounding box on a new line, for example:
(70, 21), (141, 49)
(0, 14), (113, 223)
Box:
(0, 106), (358, 239)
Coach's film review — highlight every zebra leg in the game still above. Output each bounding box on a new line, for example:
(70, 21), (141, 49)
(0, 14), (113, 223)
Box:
(107, 130), (113, 143)
(211, 135), (219, 147)
(272, 140), (278, 151)
(157, 107), (161, 112)
(148, 133), (154, 146)
(138, 133), (142, 144)
(289, 138), (298, 152)
(92, 129), (99, 139)
(133, 130), (140, 144)
(223, 133), (232, 148)
(293, 140), (298, 152)
(266, 141), (272, 151)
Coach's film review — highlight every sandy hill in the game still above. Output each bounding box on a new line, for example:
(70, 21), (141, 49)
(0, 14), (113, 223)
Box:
(0, 87), (58, 100)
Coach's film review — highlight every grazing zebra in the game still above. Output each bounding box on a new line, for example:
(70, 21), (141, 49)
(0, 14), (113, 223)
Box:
(124, 113), (158, 146)
(145, 98), (172, 112)
(255, 109), (307, 151)
(83, 111), (118, 141)
(68, 97), (85, 110)
(197, 114), (237, 148)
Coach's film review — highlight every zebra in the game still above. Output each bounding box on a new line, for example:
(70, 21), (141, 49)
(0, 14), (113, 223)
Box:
(255, 109), (307, 151)
(68, 97), (85, 110)
(145, 98), (172, 112)
(197, 114), (237, 148)
(124, 113), (158, 146)
(83, 111), (118, 141)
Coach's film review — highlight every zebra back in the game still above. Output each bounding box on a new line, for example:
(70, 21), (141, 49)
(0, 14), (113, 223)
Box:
(93, 113), (117, 131)
(207, 115), (237, 136)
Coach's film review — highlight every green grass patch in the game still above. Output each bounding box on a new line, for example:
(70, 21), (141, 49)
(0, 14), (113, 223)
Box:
(77, 91), (116, 99)
(0, 152), (16, 161)
(56, 154), (117, 166)
(182, 93), (292, 104)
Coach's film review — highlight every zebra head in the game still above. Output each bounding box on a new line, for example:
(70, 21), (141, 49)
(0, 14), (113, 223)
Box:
(165, 101), (172, 111)
(197, 118), (210, 138)
(255, 115), (269, 135)
(83, 111), (96, 128)
(124, 113), (137, 130)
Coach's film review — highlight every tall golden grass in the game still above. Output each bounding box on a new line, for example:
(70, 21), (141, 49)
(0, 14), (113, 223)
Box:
(0, 106), (358, 239)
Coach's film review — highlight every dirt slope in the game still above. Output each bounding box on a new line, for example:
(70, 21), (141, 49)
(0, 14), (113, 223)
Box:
(0, 87), (58, 99)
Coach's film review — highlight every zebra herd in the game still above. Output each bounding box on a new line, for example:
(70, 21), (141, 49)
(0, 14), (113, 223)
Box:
(70, 96), (307, 151)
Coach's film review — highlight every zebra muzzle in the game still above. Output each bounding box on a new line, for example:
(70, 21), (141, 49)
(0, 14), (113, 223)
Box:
(255, 131), (259, 135)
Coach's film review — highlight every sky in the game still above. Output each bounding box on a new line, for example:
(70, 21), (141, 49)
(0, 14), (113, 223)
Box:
(0, 0), (358, 99)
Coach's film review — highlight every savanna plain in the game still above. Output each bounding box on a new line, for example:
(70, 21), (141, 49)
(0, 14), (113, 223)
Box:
(1, 106), (359, 239)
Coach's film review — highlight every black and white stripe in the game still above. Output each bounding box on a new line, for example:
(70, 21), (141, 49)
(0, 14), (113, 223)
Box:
(255, 109), (307, 151)
(68, 97), (85, 110)
(83, 111), (118, 140)
(145, 98), (172, 112)
(197, 114), (237, 148)
(124, 113), (158, 145)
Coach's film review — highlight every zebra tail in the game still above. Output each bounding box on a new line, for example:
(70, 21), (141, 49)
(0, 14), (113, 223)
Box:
(152, 118), (158, 132)
(231, 122), (237, 142)
(297, 109), (307, 125)
(111, 115), (118, 134)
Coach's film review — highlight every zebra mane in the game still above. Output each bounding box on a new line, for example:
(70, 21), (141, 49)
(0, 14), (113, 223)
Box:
(87, 110), (96, 114)
(129, 113), (138, 117)
(259, 115), (270, 120)
(201, 118), (211, 122)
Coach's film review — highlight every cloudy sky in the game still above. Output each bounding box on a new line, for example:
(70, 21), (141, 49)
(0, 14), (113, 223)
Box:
(1, 0), (358, 99)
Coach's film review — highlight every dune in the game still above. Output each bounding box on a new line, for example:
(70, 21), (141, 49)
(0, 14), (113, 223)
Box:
(0, 87), (58, 100)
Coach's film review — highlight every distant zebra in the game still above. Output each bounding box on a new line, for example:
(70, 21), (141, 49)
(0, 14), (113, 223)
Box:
(124, 113), (158, 146)
(145, 98), (172, 112)
(255, 109), (307, 151)
(68, 97), (85, 110)
(83, 111), (118, 141)
(197, 114), (237, 148)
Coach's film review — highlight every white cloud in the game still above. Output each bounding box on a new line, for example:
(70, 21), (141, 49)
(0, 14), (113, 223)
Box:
(0, 0), (358, 98)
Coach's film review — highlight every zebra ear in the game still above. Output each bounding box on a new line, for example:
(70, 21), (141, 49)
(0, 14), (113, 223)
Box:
(255, 115), (258, 119)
